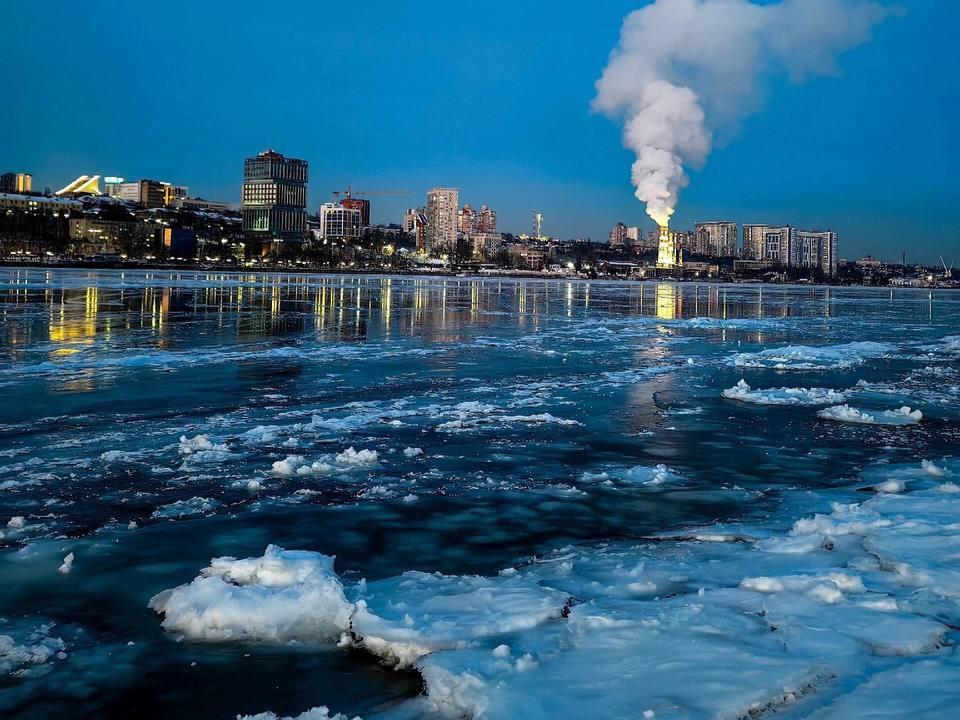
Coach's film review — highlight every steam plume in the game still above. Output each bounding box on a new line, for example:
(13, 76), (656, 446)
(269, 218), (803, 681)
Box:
(594, 0), (899, 227)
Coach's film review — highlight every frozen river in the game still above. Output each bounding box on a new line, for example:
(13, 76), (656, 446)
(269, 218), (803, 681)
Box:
(1, 269), (958, 719)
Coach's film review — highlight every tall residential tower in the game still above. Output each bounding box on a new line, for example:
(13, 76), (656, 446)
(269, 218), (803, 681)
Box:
(425, 187), (459, 256)
(694, 221), (738, 257)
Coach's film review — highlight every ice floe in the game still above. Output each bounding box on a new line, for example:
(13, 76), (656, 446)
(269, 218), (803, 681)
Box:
(238, 707), (361, 720)
(99, 450), (148, 464)
(150, 461), (960, 720)
(680, 316), (792, 331)
(0, 620), (66, 676)
(817, 404), (923, 426)
(150, 497), (221, 519)
(730, 341), (895, 370)
(916, 334), (960, 357)
(580, 464), (679, 488)
(722, 379), (848, 406)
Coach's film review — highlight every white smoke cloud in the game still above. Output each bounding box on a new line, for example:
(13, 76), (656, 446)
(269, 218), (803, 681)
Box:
(594, 0), (900, 227)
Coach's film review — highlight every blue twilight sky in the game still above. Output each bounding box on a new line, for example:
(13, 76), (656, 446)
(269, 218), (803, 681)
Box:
(1, 1), (957, 263)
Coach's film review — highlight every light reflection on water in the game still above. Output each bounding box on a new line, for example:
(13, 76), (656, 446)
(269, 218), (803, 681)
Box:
(3, 269), (914, 355)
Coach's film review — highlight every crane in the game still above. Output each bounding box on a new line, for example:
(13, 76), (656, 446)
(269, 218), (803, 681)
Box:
(941, 256), (955, 280)
(332, 186), (410, 200)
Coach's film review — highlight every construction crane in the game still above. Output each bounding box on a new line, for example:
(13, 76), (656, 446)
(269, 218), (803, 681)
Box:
(332, 186), (410, 200)
(941, 256), (955, 280)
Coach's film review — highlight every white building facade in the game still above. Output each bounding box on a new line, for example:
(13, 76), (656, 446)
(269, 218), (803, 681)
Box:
(319, 203), (361, 239)
(425, 187), (459, 256)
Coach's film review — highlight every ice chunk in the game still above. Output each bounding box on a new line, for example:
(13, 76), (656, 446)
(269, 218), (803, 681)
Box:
(149, 545), (353, 643)
(581, 464), (679, 488)
(722, 379), (847, 406)
(874, 479), (905, 494)
(271, 448), (378, 477)
(99, 450), (147, 463)
(334, 448), (378, 466)
(178, 434), (229, 455)
(238, 706), (360, 720)
(0, 622), (66, 675)
(58, 552), (75, 574)
(730, 341), (895, 370)
(817, 404), (923, 425)
(151, 497), (221, 519)
(498, 414), (580, 426)
(403, 447), (423, 458)
(271, 456), (337, 477)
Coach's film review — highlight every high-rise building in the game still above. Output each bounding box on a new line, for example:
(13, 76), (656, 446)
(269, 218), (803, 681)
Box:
(425, 187), (458, 255)
(625, 226), (641, 245)
(684, 229), (709, 255)
(609, 222), (628, 248)
(794, 230), (838, 277)
(403, 208), (422, 234)
(459, 204), (477, 234)
(0, 172), (32, 194)
(341, 197), (370, 228)
(404, 207), (428, 253)
(319, 203), (361, 239)
(645, 228), (660, 250)
(242, 150), (308, 253)
(751, 225), (795, 264)
(479, 204), (497, 233)
(695, 222), (737, 257)
(742, 224), (769, 260)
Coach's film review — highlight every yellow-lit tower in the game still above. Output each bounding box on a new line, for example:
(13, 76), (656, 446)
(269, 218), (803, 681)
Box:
(656, 223), (680, 269)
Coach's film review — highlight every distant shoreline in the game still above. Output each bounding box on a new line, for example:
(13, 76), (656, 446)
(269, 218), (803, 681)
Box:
(0, 260), (954, 290)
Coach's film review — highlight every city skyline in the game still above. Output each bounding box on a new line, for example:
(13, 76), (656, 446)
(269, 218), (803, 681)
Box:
(3, 2), (957, 264)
